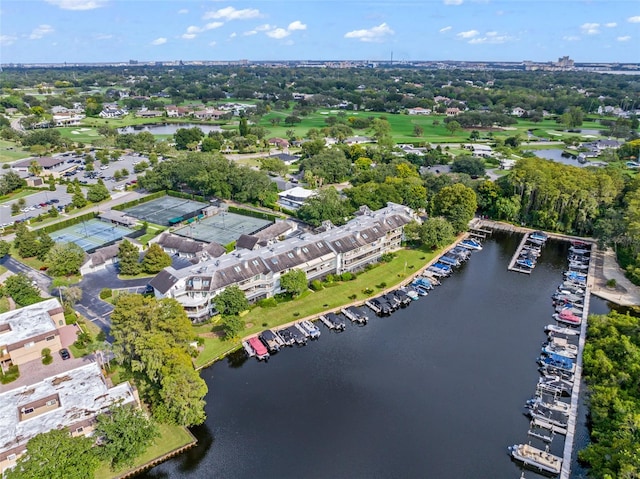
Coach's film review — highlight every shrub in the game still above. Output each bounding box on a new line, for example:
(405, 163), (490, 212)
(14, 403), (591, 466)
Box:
(606, 278), (617, 288)
(257, 297), (278, 308)
(99, 288), (112, 299)
(0, 365), (19, 384)
(310, 280), (324, 291)
(380, 253), (395, 263)
(376, 282), (387, 289)
(363, 288), (374, 295)
(42, 354), (53, 365)
(325, 274), (335, 283)
(293, 312), (300, 317)
(340, 272), (353, 281)
(348, 294), (357, 300)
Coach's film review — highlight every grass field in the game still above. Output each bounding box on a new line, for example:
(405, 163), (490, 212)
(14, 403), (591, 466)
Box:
(0, 140), (31, 163)
(193, 246), (438, 369)
(94, 423), (196, 479)
(0, 189), (37, 205)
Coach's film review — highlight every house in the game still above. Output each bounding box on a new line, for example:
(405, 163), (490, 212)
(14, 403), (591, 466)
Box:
(407, 107), (432, 116)
(165, 105), (191, 118)
(136, 109), (163, 118)
(12, 156), (66, 174)
(99, 106), (127, 119)
(511, 107), (526, 117)
(236, 234), (261, 251)
(0, 362), (139, 473)
(344, 136), (373, 145)
(154, 233), (225, 261)
(445, 107), (461, 116)
(192, 109), (226, 121)
(149, 203), (416, 321)
(277, 186), (317, 210)
(79, 243), (120, 275)
(98, 210), (137, 228)
(464, 144), (493, 158)
(52, 112), (85, 126)
(269, 153), (299, 165)
(268, 138), (290, 149)
(0, 299), (66, 368)
(500, 159), (517, 170)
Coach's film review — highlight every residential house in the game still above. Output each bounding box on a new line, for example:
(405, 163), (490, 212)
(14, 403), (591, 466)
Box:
(268, 138), (290, 150)
(445, 107), (461, 116)
(464, 144), (493, 158)
(0, 299), (66, 369)
(149, 203), (416, 321)
(154, 233), (225, 261)
(277, 186), (317, 210)
(0, 362), (139, 473)
(79, 243), (120, 275)
(511, 107), (526, 117)
(165, 105), (191, 118)
(136, 109), (163, 118)
(192, 109), (226, 121)
(269, 153), (299, 165)
(407, 107), (432, 115)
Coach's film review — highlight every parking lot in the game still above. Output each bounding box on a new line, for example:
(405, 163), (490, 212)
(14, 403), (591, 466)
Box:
(60, 152), (149, 191)
(1, 185), (74, 226)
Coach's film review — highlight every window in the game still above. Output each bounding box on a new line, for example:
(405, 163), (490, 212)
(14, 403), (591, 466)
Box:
(362, 233), (368, 239)
(316, 242), (324, 248)
(234, 266), (241, 273)
(287, 252), (294, 258)
(7, 454), (16, 461)
(302, 247), (309, 253)
(76, 427), (84, 433)
(252, 259), (260, 266)
(335, 241), (341, 247)
(271, 258), (278, 264)
(46, 335), (55, 341)
(22, 407), (34, 415)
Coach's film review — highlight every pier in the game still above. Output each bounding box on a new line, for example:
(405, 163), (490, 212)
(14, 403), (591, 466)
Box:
(508, 233), (534, 274)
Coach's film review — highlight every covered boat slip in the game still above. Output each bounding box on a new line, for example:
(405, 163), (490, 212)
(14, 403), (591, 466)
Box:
(508, 231), (548, 274)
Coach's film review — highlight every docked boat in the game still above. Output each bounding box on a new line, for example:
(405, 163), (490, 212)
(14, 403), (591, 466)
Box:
(392, 289), (412, 307)
(460, 238), (483, 250)
(569, 246), (590, 255)
(539, 364), (575, 383)
(401, 287), (419, 301)
(421, 273), (441, 286)
(448, 247), (471, 261)
(530, 231), (549, 242)
(259, 329), (284, 352)
(412, 277), (433, 290)
(247, 336), (270, 361)
(553, 309), (582, 326)
(528, 402), (569, 428)
(516, 258), (535, 269)
(286, 325), (308, 345)
(537, 376), (573, 396)
(545, 324), (580, 336)
(276, 327), (296, 346)
(414, 284), (430, 296)
(508, 444), (562, 475)
(242, 340), (256, 357)
(568, 261), (589, 271)
(426, 266), (448, 278)
(382, 293), (401, 311)
(438, 255), (460, 267)
(299, 320), (321, 339)
(526, 397), (571, 415)
(539, 353), (575, 373)
(432, 262), (452, 274)
(320, 312), (346, 331)
(342, 306), (368, 324)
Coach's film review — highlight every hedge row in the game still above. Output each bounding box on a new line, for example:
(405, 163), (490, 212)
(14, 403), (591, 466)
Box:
(112, 190), (166, 211)
(37, 212), (98, 234)
(167, 190), (206, 203)
(227, 205), (283, 222)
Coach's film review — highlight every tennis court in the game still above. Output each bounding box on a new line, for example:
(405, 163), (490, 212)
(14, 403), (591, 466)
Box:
(173, 211), (272, 245)
(123, 197), (208, 226)
(50, 219), (134, 252)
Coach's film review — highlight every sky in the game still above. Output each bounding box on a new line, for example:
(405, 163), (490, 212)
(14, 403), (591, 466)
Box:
(0, 0), (639, 64)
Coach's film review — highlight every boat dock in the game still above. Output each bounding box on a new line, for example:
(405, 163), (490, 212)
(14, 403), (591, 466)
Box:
(508, 233), (535, 274)
(341, 307), (367, 325)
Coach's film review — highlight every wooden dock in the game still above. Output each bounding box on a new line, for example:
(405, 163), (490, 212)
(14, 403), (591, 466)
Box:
(508, 233), (533, 274)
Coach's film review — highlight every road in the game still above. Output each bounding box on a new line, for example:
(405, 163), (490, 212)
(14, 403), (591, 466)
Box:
(0, 255), (52, 294)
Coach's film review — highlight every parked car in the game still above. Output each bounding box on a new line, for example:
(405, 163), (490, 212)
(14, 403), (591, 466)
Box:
(59, 348), (70, 360)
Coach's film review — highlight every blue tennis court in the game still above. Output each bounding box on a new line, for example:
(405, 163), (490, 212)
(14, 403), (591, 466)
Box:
(50, 219), (134, 252)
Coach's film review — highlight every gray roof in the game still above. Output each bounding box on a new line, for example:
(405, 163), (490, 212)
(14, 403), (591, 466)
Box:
(236, 234), (260, 250)
(149, 268), (180, 294)
(263, 239), (332, 273)
(87, 243), (119, 267)
(14, 157), (65, 168)
(0, 299), (62, 349)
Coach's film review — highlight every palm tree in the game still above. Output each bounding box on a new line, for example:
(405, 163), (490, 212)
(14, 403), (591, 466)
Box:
(28, 160), (43, 177)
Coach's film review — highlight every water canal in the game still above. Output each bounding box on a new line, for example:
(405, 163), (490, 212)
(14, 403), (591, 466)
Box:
(140, 233), (609, 479)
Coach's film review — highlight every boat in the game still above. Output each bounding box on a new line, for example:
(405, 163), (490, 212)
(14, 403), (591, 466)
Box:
(392, 289), (412, 306)
(342, 307), (368, 324)
(539, 353), (575, 373)
(320, 312), (346, 331)
(545, 324), (580, 336)
(542, 345), (577, 360)
(571, 239), (590, 248)
(448, 247), (471, 261)
(412, 277), (433, 290)
(568, 261), (588, 271)
(421, 273), (440, 286)
(382, 293), (401, 311)
(414, 285), (430, 296)
(259, 329), (284, 352)
(432, 262), (452, 274)
(438, 255), (460, 267)
(528, 402), (569, 428)
(537, 376), (573, 396)
(402, 288), (419, 301)
(508, 444), (562, 475)
(569, 246), (590, 255)
(539, 365), (575, 383)
(516, 258), (535, 269)
(299, 320), (321, 339)
(426, 266), (447, 278)
(460, 238), (483, 250)
(247, 336), (270, 361)
(553, 309), (581, 326)
(530, 231), (549, 242)
(285, 325), (307, 345)
(276, 328), (295, 346)
(242, 340), (256, 357)
(526, 397), (571, 415)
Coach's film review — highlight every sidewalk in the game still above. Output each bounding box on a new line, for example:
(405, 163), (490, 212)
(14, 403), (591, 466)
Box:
(590, 247), (640, 306)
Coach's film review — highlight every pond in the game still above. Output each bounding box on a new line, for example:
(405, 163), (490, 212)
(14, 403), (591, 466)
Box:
(117, 123), (222, 136)
(527, 149), (590, 167)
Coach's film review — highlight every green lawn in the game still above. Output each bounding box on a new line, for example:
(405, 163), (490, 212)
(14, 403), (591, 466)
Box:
(136, 224), (167, 245)
(0, 189), (38, 205)
(94, 423), (196, 479)
(0, 139), (31, 163)
(0, 297), (11, 314)
(194, 247), (439, 369)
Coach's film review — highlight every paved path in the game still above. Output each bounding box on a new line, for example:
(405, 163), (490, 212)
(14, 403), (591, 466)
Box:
(589, 248), (640, 306)
(0, 255), (52, 295)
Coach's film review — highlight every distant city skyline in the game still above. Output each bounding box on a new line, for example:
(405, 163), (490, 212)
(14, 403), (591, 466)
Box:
(1, 0), (639, 64)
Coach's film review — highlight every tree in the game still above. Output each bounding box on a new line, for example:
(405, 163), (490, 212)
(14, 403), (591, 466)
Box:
(14, 223), (38, 258)
(214, 285), (249, 316)
(117, 240), (140, 275)
(451, 156), (486, 177)
(284, 115), (301, 126)
(95, 405), (159, 470)
(174, 127), (204, 150)
(297, 187), (355, 227)
(28, 160), (43, 177)
(432, 183), (477, 233)
(259, 157), (288, 177)
(141, 243), (172, 274)
(239, 117), (249, 137)
(5, 429), (99, 479)
(413, 124), (424, 137)
(280, 269), (308, 297)
(470, 130), (480, 141)
(371, 117), (393, 147)
(0, 170), (25, 195)
(300, 148), (351, 184)
(72, 190), (87, 209)
(86, 180), (110, 203)
(0, 240), (10, 256)
(445, 120), (462, 135)
(61, 285), (82, 306)
(3, 273), (41, 306)
(201, 137), (220, 152)
(221, 315), (244, 340)
(561, 106), (584, 129)
(46, 242), (85, 276)
(419, 217), (455, 249)
(35, 231), (55, 261)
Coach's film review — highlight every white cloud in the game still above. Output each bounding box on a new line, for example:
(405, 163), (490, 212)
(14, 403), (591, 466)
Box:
(0, 34), (17, 46)
(605, 22), (617, 27)
(267, 28), (289, 39)
(628, 16), (640, 23)
(288, 20), (307, 31)
(563, 35), (580, 41)
(344, 22), (394, 42)
(44, 0), (106, 10)
(230, 32), (237, 38)
(182, 21), (224, 39)
(439, 26), (452, 33)
(178, 9), (188, 14)
(94, 33), (113, 40)
(444, 0), (463, 4)
(457, 29), (479, 39)
(204, 6), (260, 21)
(617, 35), (631, 41)
(29, 25), (54, 40)
(209, 41), (217, 47)
(181, 33), (196, 40)
(205, 22), (224, 30)
(469, 33), (512, 44)
(580, 22), (600, 34)
(151, 37), (167, 45)
(186, 25), (202, 34)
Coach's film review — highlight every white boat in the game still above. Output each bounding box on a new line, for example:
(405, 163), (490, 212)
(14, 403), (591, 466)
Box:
(545, 324), (580, 336)
(460, 238), (483, 250)
(508, 444), (562, 475)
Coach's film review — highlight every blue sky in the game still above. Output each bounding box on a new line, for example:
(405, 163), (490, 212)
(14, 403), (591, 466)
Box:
(1, 0), (639, 64)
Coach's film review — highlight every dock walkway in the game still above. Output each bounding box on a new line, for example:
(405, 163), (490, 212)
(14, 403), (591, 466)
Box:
(508, 232), (533, 274)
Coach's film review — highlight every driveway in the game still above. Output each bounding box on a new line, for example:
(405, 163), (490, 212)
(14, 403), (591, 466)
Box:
(71, 264), (151, 333)
(0, 255), (52, 294)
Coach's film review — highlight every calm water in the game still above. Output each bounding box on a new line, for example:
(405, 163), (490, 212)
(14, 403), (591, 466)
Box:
(527, 149), (589, 167)
(140, 234), (608, 479)
(117, 123), (222, 135)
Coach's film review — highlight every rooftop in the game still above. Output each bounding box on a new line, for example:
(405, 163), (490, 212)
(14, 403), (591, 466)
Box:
(0, 299), (62, 348)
